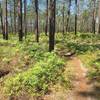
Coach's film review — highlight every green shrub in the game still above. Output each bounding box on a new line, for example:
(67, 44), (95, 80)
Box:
(4, 52), (64, 96)
(88, 58), (100, 81)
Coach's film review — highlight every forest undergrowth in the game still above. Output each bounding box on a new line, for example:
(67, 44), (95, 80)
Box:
(0, 32), (100, 99)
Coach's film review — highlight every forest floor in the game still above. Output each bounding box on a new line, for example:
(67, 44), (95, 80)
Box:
(0, 33), (100, 100)
(43, 57), (100, 100)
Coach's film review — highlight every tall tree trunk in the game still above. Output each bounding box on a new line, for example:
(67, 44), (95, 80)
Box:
(24, 0), (27, 38)
(10, 7), (13, 34)
(14, 0), (16, 34)
(49, 0), (56, 52)
(77, 0), (80, 32)
(98, 0), (100, 34)
(75, 0), (77, 35)
(45, 0), (48, 36)
(92, 0), (96, 34)
(18, 0), (23, 41)
(98, 19), (100, 34)
(3, 0), (8, 40)
(62, 2), (65, 35)
(0, 2), (4, 38)
(35, 0), (39, 42)
(66, 0), (71, 33)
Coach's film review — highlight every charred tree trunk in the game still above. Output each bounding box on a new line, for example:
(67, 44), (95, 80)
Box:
(35, 0), (39, 42)
(3, 0), (8, 40)
(75, 0), (77, 35)
(98, 0), (100, 34)
(92, 0), (96, 34)
(24, 0), (27, 38)
(14, 0), (16, 34)
(0, 3), (4, 38)
(49, 0), (56, 52)
(18, 0), (23, 41)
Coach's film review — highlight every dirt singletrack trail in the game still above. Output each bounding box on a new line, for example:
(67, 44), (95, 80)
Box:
(70, 57), (94, 100)
(65, 57), (100, 100)
(44, 57), (100, 100)
(0, 57), (99, 100)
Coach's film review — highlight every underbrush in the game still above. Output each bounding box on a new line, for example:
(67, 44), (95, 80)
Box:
(0, 34), (72, 97)
(55, 32), (100, 82)
(4, 52), (65, 96)
(0, 32), (100, 98)
(79, 50), (100, 82)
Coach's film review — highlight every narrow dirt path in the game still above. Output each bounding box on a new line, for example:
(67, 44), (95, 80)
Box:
(69, 57), (94, 100)
(0, 56), (99, 100)
(44, 57), (100, 100)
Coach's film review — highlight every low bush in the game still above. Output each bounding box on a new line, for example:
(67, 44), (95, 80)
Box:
(4, 52), (64, 96)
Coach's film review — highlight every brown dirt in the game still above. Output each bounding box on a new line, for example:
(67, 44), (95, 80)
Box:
(70, 57), (94, 100)
(0, 57), (100, 100)
(43, 57), (100, 100)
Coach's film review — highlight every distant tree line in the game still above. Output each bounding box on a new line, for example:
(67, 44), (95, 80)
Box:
(0, 0), (100, 51)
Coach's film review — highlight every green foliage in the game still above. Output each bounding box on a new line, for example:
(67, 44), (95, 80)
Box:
(79, 51), (100, 82)
(0, 32), (100, 97)
(56, 33), (100, 54)
(4, 52), (64, 96)
(88, 57), (100, 81)
(55, 32), (100, 83)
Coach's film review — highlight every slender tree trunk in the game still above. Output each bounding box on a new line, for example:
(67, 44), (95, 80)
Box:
(35, 0), (39, 42)
(45, 0), (48, 36)
(24, 0), (27, 38)
(62, 2), (65, 35)
(75, 0), (77, 35)
(98, 20), (100, 34)
(77, 0), (80, 32)
(49, 0), (56, 52)
(10, 7), (13, 33)
(0, 3), (4, 38)
(92, 0), (96, 34)
(18, 0), (23, 41)
(98, 0), (100, 34)
(14, 0), (16, 34)
(66, 0), (71, 33)
(3, 0), (8, 40)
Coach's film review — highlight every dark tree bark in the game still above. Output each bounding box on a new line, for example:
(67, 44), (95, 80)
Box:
(98, 20), (100, 34)
(49, 0), (56, 52)
(4, 0), (8, 40)
(45, 0), (48, 36)
(0, 3), (4, 38)
(35, 0), (39, 42)
(14, 0), (16, 34)
(18, 0), (23, 41)
(92, 0), (96, 34)
(75, 0), (77, 35)
(98, 0), (100, 34)
(24, 0), (27, 38)
(66, 0), (71, 32)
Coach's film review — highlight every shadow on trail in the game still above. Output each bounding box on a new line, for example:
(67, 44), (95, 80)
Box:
(0, 70), (10, 78)
(78, 84), (100, 100)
